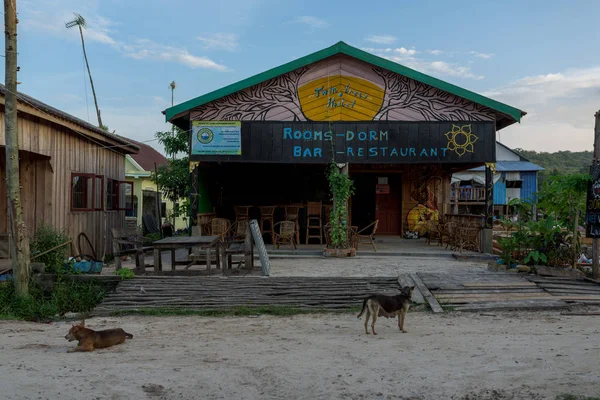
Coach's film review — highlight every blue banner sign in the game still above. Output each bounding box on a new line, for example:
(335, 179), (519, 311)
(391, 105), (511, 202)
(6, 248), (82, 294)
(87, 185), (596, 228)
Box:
(191, 121), (241, 156)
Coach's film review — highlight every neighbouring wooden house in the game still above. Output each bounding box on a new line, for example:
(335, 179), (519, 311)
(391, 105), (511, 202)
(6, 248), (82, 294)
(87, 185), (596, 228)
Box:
(0, 84), (138, 260)
(164, 41), (526, 248)
(451, 142), (544, 216)
(125, 139), (187, 232)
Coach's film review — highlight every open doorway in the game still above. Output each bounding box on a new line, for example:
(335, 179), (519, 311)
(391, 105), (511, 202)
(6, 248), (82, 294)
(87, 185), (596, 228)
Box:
(351, 173), (402, 235)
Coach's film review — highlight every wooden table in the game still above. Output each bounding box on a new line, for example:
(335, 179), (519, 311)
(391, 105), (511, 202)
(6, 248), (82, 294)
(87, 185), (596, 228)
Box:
(152, 236), (220, 272)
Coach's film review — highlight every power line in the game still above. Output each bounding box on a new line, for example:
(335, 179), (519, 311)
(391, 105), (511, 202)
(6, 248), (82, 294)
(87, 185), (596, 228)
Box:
(2, 84), (184, 154)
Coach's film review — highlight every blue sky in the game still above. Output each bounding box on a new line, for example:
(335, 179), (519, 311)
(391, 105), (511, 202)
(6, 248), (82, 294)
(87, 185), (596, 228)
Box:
(6, 0), (600, 152)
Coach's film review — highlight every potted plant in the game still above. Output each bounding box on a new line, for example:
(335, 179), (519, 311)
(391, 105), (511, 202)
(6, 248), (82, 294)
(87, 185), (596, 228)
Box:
(323, 161), (356, 257)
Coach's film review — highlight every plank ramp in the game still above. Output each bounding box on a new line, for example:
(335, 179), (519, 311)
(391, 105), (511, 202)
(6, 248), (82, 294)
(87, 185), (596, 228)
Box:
(95, 276), (405, 313)
(527, 276), (600, 305)
(419, 272), (571, 312)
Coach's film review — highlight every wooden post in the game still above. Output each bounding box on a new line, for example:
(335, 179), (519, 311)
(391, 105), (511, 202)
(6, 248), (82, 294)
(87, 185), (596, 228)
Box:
(482, 164), (494, 253)
(154, 162), (163, 239)
(4, 0), (30, 295)
(592, 111), (600, 279)
(452, 182), (459, 215)
(341, 162), (349, 224)
(190, 163), (199, 229)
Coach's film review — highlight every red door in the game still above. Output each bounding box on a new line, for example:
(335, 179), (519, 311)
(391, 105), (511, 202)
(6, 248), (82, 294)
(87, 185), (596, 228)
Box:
(375, 175), (402, 235)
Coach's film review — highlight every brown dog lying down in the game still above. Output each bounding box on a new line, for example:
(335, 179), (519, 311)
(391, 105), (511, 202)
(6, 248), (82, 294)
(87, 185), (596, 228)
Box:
(65, 320), (133, 352)
(357, 286), (414, 335)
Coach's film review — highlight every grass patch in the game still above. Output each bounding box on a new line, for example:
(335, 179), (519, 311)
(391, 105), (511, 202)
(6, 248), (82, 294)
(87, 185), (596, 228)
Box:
(0, 278), (107, 322)
(110, 305), (362, 318)
(556, 395), (600, 400)
(115, 268), (135, 280)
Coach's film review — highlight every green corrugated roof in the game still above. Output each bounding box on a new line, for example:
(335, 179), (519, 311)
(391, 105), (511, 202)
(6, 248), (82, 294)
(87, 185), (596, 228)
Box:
(164, 41), (526, 126)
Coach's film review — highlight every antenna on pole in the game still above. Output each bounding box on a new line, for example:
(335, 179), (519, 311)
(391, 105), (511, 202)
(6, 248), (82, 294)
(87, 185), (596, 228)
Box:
(169, 81), (177, 160)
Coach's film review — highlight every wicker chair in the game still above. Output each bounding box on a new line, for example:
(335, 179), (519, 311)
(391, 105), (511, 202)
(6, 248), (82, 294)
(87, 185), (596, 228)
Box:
(273, 221), (296, 250)
(441, 221), (458, 250)
(231, 219), (249, 242)
(354, 220), (379, 251)
(425, 220), (442, 246)
(456, 224), (481, 253)
(285, 205), (301, 245)
(209, 218), (231, 241)
(234, 206), (250, 222)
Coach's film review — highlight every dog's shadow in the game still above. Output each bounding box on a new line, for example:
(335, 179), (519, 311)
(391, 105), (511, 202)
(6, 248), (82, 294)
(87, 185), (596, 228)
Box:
(16, 343), (128, 353)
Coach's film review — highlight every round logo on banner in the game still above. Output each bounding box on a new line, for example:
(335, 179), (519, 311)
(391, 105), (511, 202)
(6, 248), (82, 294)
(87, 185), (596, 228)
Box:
(197, 128), (213, 144)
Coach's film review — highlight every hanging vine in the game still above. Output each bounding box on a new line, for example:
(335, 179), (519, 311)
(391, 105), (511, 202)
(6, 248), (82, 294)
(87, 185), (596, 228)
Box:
(327, 161), (355, 249)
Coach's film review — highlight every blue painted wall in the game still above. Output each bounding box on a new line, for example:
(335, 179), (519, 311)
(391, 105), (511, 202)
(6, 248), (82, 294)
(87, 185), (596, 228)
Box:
(520, 171), (538, 202)
(493, 173), (507, 205)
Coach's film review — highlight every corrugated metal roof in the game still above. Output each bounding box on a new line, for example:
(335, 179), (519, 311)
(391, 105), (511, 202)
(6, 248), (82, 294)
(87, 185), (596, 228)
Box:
(0, 83), (139, 153)
(469, 161), (544, 172)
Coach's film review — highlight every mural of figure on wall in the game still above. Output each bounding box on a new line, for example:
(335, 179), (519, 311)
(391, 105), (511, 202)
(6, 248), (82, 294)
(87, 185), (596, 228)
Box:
(406, 165), (442, 235)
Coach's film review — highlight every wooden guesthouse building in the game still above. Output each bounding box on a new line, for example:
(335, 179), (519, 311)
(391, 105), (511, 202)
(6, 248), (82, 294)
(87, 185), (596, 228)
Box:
(0, 84), (137, 260)
(164, 42), (526, 248)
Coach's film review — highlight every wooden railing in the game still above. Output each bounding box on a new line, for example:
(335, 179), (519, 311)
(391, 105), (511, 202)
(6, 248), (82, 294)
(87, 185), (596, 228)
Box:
(451, 187), (486, 203)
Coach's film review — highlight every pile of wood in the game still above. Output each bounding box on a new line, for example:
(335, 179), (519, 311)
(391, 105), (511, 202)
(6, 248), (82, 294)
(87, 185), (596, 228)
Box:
(95, 276), (403, 313)
(527, 276), (600, 305)
(420, 272), (570, 311)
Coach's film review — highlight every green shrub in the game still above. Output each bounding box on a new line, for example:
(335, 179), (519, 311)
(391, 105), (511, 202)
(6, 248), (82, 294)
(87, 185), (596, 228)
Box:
(30, 222), (71, 274)
(144, 232), (162, 242)
(0, 278), (107, 321)
(116, 268), (135, 280)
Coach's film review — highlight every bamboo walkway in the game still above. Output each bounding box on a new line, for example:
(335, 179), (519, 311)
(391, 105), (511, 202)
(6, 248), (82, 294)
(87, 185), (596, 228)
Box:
(94, 273), (600, 315)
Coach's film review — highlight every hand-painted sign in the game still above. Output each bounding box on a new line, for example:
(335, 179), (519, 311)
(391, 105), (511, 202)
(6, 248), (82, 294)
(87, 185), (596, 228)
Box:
(191, 121), (241, 156)
(189, 121), (495, 164)
(298, 75), (385, 121)
(586, 164), (600, 238)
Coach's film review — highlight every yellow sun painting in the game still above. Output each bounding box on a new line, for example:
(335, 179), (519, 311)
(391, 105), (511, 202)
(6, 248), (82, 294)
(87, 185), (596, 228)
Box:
(445, 124), (478, 157)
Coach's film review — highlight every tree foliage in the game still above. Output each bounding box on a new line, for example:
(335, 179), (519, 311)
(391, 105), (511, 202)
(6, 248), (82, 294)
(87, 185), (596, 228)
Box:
(514, 148), (591, 185)
(537, 173), (590, 227)
(153, 127), (190, 219)
(499, 174), (590, 268)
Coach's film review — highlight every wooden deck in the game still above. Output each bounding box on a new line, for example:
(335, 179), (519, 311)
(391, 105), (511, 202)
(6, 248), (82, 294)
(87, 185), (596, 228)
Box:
(94, 272), (600, 315)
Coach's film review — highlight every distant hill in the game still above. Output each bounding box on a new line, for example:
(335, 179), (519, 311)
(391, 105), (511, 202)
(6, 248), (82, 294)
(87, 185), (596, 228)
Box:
(513, 149), (592, 182)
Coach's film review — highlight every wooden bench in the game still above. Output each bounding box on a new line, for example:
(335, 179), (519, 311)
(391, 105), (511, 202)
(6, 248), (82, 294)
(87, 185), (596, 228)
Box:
(218, 222), (254, 271)
(111, 228), (154, 272)
(223, 239), (253, 270)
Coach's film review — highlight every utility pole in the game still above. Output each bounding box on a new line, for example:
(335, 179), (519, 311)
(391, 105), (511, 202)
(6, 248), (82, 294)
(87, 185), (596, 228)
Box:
(66, 14), (103, 128)
(169, 81), (176, 160)
(592, 110), (600, 280)
(4, 0), (31, 295)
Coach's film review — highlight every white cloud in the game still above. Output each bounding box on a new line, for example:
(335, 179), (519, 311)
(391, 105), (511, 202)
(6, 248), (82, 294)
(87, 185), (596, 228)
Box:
(125, 39), (229, 71)
(197, 33), (239, 52)
(294, 16), (329, 29)
(363, 46), (484, 80)
(485, 67), (600, 152)
(21, 7), (229, 71)
(470, 51), (494, 59)
(394, 47), (416, 56)
(365, 35), (397, 45)
(428, 61), (483, 80)
(428, 49), (443, 55)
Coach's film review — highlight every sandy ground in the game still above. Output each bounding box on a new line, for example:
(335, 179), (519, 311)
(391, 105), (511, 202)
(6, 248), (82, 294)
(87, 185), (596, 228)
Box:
(110, 253), (490, 278)
(268, 256), (490, 277)
(1, 309), (599, 400)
